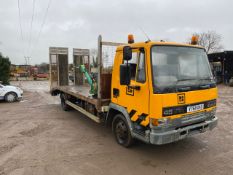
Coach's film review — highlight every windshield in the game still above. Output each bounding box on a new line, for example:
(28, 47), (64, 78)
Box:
(151, 46), (215, 93)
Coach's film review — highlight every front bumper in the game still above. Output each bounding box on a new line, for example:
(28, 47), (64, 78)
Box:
(17, 93), (23, 101)
(17, 97), (23, 101)
(149, 117), (218, 145)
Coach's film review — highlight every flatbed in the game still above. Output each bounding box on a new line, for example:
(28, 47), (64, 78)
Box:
(51, 85), (110, 112)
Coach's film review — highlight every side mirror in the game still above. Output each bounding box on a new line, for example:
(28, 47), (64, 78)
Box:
(123, 46), (132, 61)
(120, 64), (131, 85)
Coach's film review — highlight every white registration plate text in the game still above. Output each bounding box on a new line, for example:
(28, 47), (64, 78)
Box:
(187, 104), (204, 113)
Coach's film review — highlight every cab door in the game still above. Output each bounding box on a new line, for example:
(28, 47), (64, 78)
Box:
(118, 48), (150, 127)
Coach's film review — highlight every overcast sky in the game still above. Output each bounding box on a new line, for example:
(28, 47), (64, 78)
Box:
(0, 0), (232, 65)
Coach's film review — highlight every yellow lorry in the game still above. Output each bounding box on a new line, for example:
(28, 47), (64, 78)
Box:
(50, 35), (217, 147)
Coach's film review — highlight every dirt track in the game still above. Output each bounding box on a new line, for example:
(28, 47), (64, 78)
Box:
(0, 81), (233, 175)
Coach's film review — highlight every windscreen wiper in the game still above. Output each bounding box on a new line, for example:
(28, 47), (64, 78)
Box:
(199, 77), (213, 80)
(198, 77), (215, 89)
(199, 84), (211, 89)
(176, 78), (196, 92)
(177, 78), (197, 82)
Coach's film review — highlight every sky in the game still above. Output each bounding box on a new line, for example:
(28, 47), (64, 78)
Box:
(0, 0), (232, 65)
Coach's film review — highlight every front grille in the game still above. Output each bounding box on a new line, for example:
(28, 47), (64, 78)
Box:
(163, 99), (216, 117)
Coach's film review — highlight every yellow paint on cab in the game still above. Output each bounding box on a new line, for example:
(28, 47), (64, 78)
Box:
(111, 41), (217, 127)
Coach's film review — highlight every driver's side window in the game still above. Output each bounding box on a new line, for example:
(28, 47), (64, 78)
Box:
(124, 50), (146, 83)
(136, 52), (146, 83)
(127, 52), (137, 80)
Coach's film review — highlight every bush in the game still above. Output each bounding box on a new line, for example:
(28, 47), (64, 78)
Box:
(0, 53), (11, 85)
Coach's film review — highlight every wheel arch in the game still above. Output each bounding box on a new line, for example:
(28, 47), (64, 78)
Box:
(4, 91), (18, 97)
(50, 89), (60, 96)
(106, 103), (133, 131)
(4, 91), (18, 102)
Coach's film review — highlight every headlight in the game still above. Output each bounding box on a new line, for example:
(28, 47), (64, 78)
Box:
(150, 118), (171, 127)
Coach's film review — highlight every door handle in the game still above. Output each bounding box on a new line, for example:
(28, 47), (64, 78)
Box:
(128, 85), (141, 90)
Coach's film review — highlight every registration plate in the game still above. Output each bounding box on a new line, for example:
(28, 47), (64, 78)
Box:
(187, 104), (204, 113)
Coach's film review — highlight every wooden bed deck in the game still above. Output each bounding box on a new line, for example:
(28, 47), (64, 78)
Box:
(54, 85), (110, 109)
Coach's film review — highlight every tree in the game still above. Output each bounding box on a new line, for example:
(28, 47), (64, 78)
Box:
(90, 49), (98, 68)
(190, 31), (223, 53)
(0, 53), (11, 84)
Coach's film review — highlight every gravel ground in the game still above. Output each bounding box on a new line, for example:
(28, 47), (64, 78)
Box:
(0, 81), (232, 175)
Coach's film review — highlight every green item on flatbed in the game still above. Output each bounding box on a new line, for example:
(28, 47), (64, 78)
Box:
(79, 65), (97, 95)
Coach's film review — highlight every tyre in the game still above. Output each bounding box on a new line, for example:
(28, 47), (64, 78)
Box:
(5, 92), (17, 103)
(60, 94), (72, 111)
(112, 114), (134, 147)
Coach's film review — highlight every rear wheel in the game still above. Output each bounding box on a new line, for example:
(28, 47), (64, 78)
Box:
(5, 92), (17, 103)
(60, 94), (72, 111)
(112, 114), (134, 147)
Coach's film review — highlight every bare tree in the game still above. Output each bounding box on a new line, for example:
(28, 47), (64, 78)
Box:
(90, 48), (98, 67)
(190, 31), (223, 53)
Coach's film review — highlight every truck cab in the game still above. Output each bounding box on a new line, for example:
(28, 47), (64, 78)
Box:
(109, 36), (217, 146)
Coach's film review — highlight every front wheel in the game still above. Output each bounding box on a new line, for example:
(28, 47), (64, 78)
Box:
(112, 114), (134, 147)
(5, 92), (17, 102)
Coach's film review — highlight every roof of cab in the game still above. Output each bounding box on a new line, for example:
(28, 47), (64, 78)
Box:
(116, 41), (204, 51)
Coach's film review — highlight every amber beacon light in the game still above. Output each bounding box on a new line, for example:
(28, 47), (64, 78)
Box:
(191, 35), (198, 45)
(128, 34), (134, 44)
